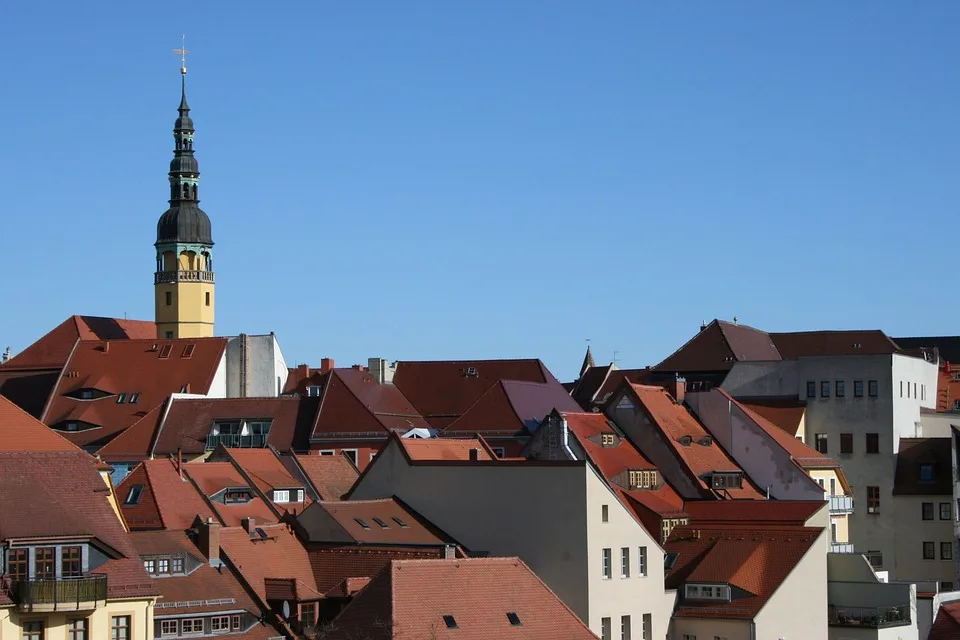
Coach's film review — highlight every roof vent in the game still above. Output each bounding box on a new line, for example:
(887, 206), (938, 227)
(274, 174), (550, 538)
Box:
(443, 615), (458, 629)
(853, 343), (862, 349)
(466, 367), (478, 377)
(149, 343), (159, 352)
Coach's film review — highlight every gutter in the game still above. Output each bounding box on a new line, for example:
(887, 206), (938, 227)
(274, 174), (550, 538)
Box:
(560, 416), (577, 460)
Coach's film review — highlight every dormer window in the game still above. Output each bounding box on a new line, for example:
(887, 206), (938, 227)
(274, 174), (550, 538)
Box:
(206, 420), (273, 449)
(678, 436), (693, 447)
(685, 583), (731, 601)
(80, 389), (94, 400)
(698, 436), (713, 446)
(274, 490), (290, 503)
(307, 385), (323, 397)
(711, 472), (743, 490)
(919, 463), (936, 483)
(628, 470), (658, 489)
(466, 367), (478, 377)
(601, 433), (616, 446)
(125, 485), (144, 505)
(129, 392), (140, 404)
(224, 489), (252, 504)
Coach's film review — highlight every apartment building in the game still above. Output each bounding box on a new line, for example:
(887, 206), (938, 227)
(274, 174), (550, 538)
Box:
(349, 434), (676, 639)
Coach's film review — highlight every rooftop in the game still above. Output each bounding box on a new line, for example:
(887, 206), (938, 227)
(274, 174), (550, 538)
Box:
(2, 315), (156, 370)
(398, 437), (498, 461)
(297, 498), (457, 546)
(312, 369), (430, 439)
(735, 397), (806, 437)
(292, 453), (359, 500)
(219, 523), (322, 603)
(893, 437), (952, 496)
(444, 379), (582, 437)
(116, 458), (218, 530)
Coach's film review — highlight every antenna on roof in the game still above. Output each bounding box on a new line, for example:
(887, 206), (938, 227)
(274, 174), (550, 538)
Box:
(733, 316), (739, 326)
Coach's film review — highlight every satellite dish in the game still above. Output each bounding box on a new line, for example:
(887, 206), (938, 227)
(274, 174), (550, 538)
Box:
(282, 601), (291, 619)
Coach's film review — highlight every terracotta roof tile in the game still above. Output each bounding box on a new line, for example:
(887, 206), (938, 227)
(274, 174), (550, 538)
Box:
(326, 557), (598, 640)
(297, 498), (456, 546)
(569, 364), (614, 409)
(309, 547), (446, 595)
(444, 379), (581, 437)
(3, 315), (156, 369)
(735, 397), (805, 437)
(894, 437), (952, 496)
(116, 458), (218, 530)
(929, 600), (960, 640)
(665, 525), (822, 620)
(656, 320), (780, 374)
(0, 394), (82, 452)
(399, 437), (496, 461)
(43, 338), (227, 448)
(682, 500), (827, 526)
(292, 454), (359, 500)
(770, 330), (901, 359)
(183, 462), (280, 526)
(626, 384), (765, 499)
(393, 359), (556, 429)
(219, 523), (322, 603)
(214, 448), (313, 511)
(312, 369), (429, 439)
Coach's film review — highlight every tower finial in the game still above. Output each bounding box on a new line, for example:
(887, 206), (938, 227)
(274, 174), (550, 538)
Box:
(173, 34), (188, 75)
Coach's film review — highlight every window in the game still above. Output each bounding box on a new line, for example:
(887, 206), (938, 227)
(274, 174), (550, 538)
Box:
(373, 517), (389, 529)
(821, 381), (830, 397)
(62, 546), (82, 577)
(831, 522), (837, 542)
(924, 542), (936, 560)
(68, 618), (88, 640)
(165, 291), (172, 306)
(621, 615), (631, 640)
(211, 616), (230, 632)
(307, 385), (323, 397)
(639, 546), (648, 576)
(158, 344), (173, 358)
(806, 381), (816, 398)
(35, 547), (55, 579)
(112, 615), (131, 640)
(867, 486), (880, 514)
(274, 490), (290, 503)
(116, 393), (126, 404)
(80, 389), (94, 400)
(224, 490), (251, 503)
(943, 542), (954, 560)
(165, 331), (174, 339)
(915, 382), (918, 399)
(8, 548), (27, 579)
(205, 292), (211, 306)
(296, 489), (304, 502)
(836, 380), (845, 397)
(602, 548), (612, 579)
(144, 559), (155, 573)
(920, 464), (936, 482)
(232, 615), (241, 630)
(685, 584), (730, 601)
(129, 392), (140, 404)
(854, 380), (864, 397)
(392, 517), (409, 528)
(642, 614), (651, 640)
(443, 615), (458, 629)
(181, 618), (203, 634)
(830, 478), (836, 495)
(923, 503), (935, 520)
(125, 485), (144, 505)
(901, 381), (904, 397)
(815, 433), (828, 454)
(869, 380), (878, 397)
(942, 503), (952, 521)
(621, 547), (630, 578)
(157, 558), (169, 574)
(491, 447), (505, 458)
(602, 504), (609, 522)
(160, 620), (178, 637)
(182, 344), (195, 358)
(866, 433), (879, 454)
(354, 518), (371, 530)
(22, 621), (43, 640)
(507, 612), (521, 626)
(840, 433), (853, 454)
(866, 550), (883, 568)
(342, 449), (358, 464)
(318, 449), (335, 456)
(601, 617), (612, 640)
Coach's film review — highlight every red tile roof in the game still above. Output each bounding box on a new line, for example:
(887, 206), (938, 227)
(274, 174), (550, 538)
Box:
(935, 365), (960, 412)
(770, 330), (901, 359)
(309, 547), (447, 595)
(444, 380), (581, 437)
(682, 500), (827, 526)
(43, 337), (227, 447)
(297, 498), (456, 546)
(656, 320), (780, 373)
(0, 450), (158, 599)
(393, 359), (557, 429)
(116, 458), (218, 530)
(626, 384), (765, 499)
(665, 525), (822, 620)
(0, 368), (62, 419)
(929, 600), (960, 640)
(214, 448), (313, 511)
(894, 438), (952, 496)
(736, 397), (805, 437)
(0, 394), (82, 452)
(312, 369), (430, 439)
(183, 462), (279, 526)
(569, 364), (615, 409)
(219, 523), (322, 603)
(97, 402), (168, 461)
(398, 437), (497, 461)
(292, 454), (359, 500)
(326, 557), (598, 640)
(3, 315), (156, 369)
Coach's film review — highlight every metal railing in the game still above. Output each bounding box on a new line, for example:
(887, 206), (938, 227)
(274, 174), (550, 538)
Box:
(829, 495), (854, 513)
(829, 604), (910, 628)
(154, 270), (215, 284)
(12, 575), (107, 610)
(205, 433), (268, 450)
(830, 543), (856, 554)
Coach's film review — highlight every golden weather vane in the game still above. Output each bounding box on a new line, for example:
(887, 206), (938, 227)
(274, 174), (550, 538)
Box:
(173, 34), (188, 75)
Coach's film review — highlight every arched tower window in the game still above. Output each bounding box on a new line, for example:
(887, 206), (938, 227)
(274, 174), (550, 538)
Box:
(192, 185), (198, 200)
(182, 184), (190, 199)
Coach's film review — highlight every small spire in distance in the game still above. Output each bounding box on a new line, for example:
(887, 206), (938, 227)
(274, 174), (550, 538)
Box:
(580, 343), (595, 377)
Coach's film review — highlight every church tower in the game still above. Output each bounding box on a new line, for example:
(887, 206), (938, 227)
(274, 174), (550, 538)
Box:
(154, 56), (215, 339)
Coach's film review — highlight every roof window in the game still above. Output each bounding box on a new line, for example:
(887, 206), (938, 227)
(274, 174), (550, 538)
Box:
(710, 471), (743, 490)
(698, 436), (713, 446)
(158, 344), (173, 359)
(354, 518), (371, 530)
(392, 517), (409, 528)
(125, 485), (144, 505)
(129, 392), (140, 404)
(919, 463), (936, 483)
(116, 393), (127, 404)
(307, 385), (323, 397)
(372, 517), (389, 529)
(224, 490), (252, 504)
(677, 436), (693, 447)
(443, 615), (458, 629)
(182, 344), (195, 358)
(80, 389), (94, 400)
(664, 552), (680, 570)
(506, 612), (521, 626)
(466, 367), (478, 377)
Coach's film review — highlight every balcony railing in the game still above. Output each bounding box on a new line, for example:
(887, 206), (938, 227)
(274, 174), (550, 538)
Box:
(205, 433), (268, 450)
(830, 543), (856, 554)
(829, 604), (910, 628)
(829, 495), (854, 514)
(11, 575), (107, 612)
(154, 270), (215, 284)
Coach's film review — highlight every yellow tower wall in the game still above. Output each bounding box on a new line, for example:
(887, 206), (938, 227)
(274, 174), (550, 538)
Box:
(155, 281), (214, 339)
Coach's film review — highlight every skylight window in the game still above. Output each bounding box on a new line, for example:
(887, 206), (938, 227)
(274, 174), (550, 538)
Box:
(354, 518), (371, 530)
(443, 615), (458, 629)
(129, 392), (140, 404)
(506, 612), (521, 626)
(182, 344), (195, 359)
(158, 344), (173, 359)
(373, 517), (389, 529)
(116, 393), (127, 404)
(392, 517), (409, 528)
(664, 552), (680, 571)
(125, 485), (144, 505)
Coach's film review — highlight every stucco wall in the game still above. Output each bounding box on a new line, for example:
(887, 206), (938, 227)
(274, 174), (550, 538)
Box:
(919, 412), (957, 438)
(892, 495), (955, 584)
(225, 334), (282, 398)
(722, 360), (798, 397)
(207, 352), (228, 398)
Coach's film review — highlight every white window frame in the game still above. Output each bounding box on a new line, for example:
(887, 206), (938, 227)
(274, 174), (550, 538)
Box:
(160, 620), (178, 637)
(274, 490), (290, 503)
(639, 546), (647, 577)
(181, 618), (204, 635)
(601, 617), (612, 640)
(318, 449), (335, 456)
(296, 489), (304, 503)
(211, 616), (230, 633)
(602, 548), (612, 579)
(621, 547), (630, 578)
(620, 615), (631, 640)
(232, 615), (242, 630)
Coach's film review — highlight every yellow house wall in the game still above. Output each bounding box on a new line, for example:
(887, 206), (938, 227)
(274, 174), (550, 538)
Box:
(0, 598), (155, 640)
(155, 282), (214, 339)
(808, 469), (851, 544)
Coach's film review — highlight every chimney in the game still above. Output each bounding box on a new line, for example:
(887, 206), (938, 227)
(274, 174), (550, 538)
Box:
(469, 448), (479, 462)
(367, 358), (396, 384)
(198, 517), (220, 565)
(320, 358), (335, 373)
(444, 544), (456, 559)
(664, 375), (686, 404)
(177, 448), (184, 481)
(242, 517), (256, 533)
(297, 363), (310, 380)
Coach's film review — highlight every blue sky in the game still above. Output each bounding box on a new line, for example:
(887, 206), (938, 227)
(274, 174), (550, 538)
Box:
(2, 1), (957, 381)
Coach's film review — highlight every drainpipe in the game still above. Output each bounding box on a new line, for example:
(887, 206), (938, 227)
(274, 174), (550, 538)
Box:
(560, 416), (577, 460)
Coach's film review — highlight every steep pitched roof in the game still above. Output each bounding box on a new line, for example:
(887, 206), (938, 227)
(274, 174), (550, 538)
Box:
(312, 369), (430, 439)
(393, 359), (557, 429)
(444, 380), (581, 437)
(894, 437), (952, 496)
(656, 320), (780, 374)
(116, 458), (218, 530)
(770, 330), (901, 359)
(398, 437), (497, 461)
(0, 450), (158, 599)
(682, 500), (827, 527)
(182, 462), (279, 526)
(219, 523), (322, 603)
(896, 336), (960, 363)
(215, 448), (312, 509)
(325, 557), (598, 640)
(569, 364), (615, 409)
(0, 394), (81, 452)
(297, 498), (456, 546)
(291, 454), (359, 500)
(3, 315), (156, 369)
(736, 397), (805, 437)
(665, 525), (822, 620)
(0, 368), (63, 419)
(625, 384), (765, 499)
(97, 402), (168, 461)
(43, 338), (227, 447)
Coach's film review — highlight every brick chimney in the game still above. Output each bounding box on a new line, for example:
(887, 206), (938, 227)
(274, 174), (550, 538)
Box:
(198, 517), (220, 565)
(664, 375), (686, 404)
(469, 448), (479, 462)
(320, 358), (335, 373)
(297, 363), (310, 380)
(242, 517), (256, 533)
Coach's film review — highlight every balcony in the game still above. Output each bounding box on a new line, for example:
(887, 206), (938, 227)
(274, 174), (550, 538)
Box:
(829, 495), (854, 515)
(830, 543), (856, 554)
(154, 270), (215, 285)
(829, 604), (910, 628)
(11, 575), (107, 612)
(205, 433), (268, 450)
